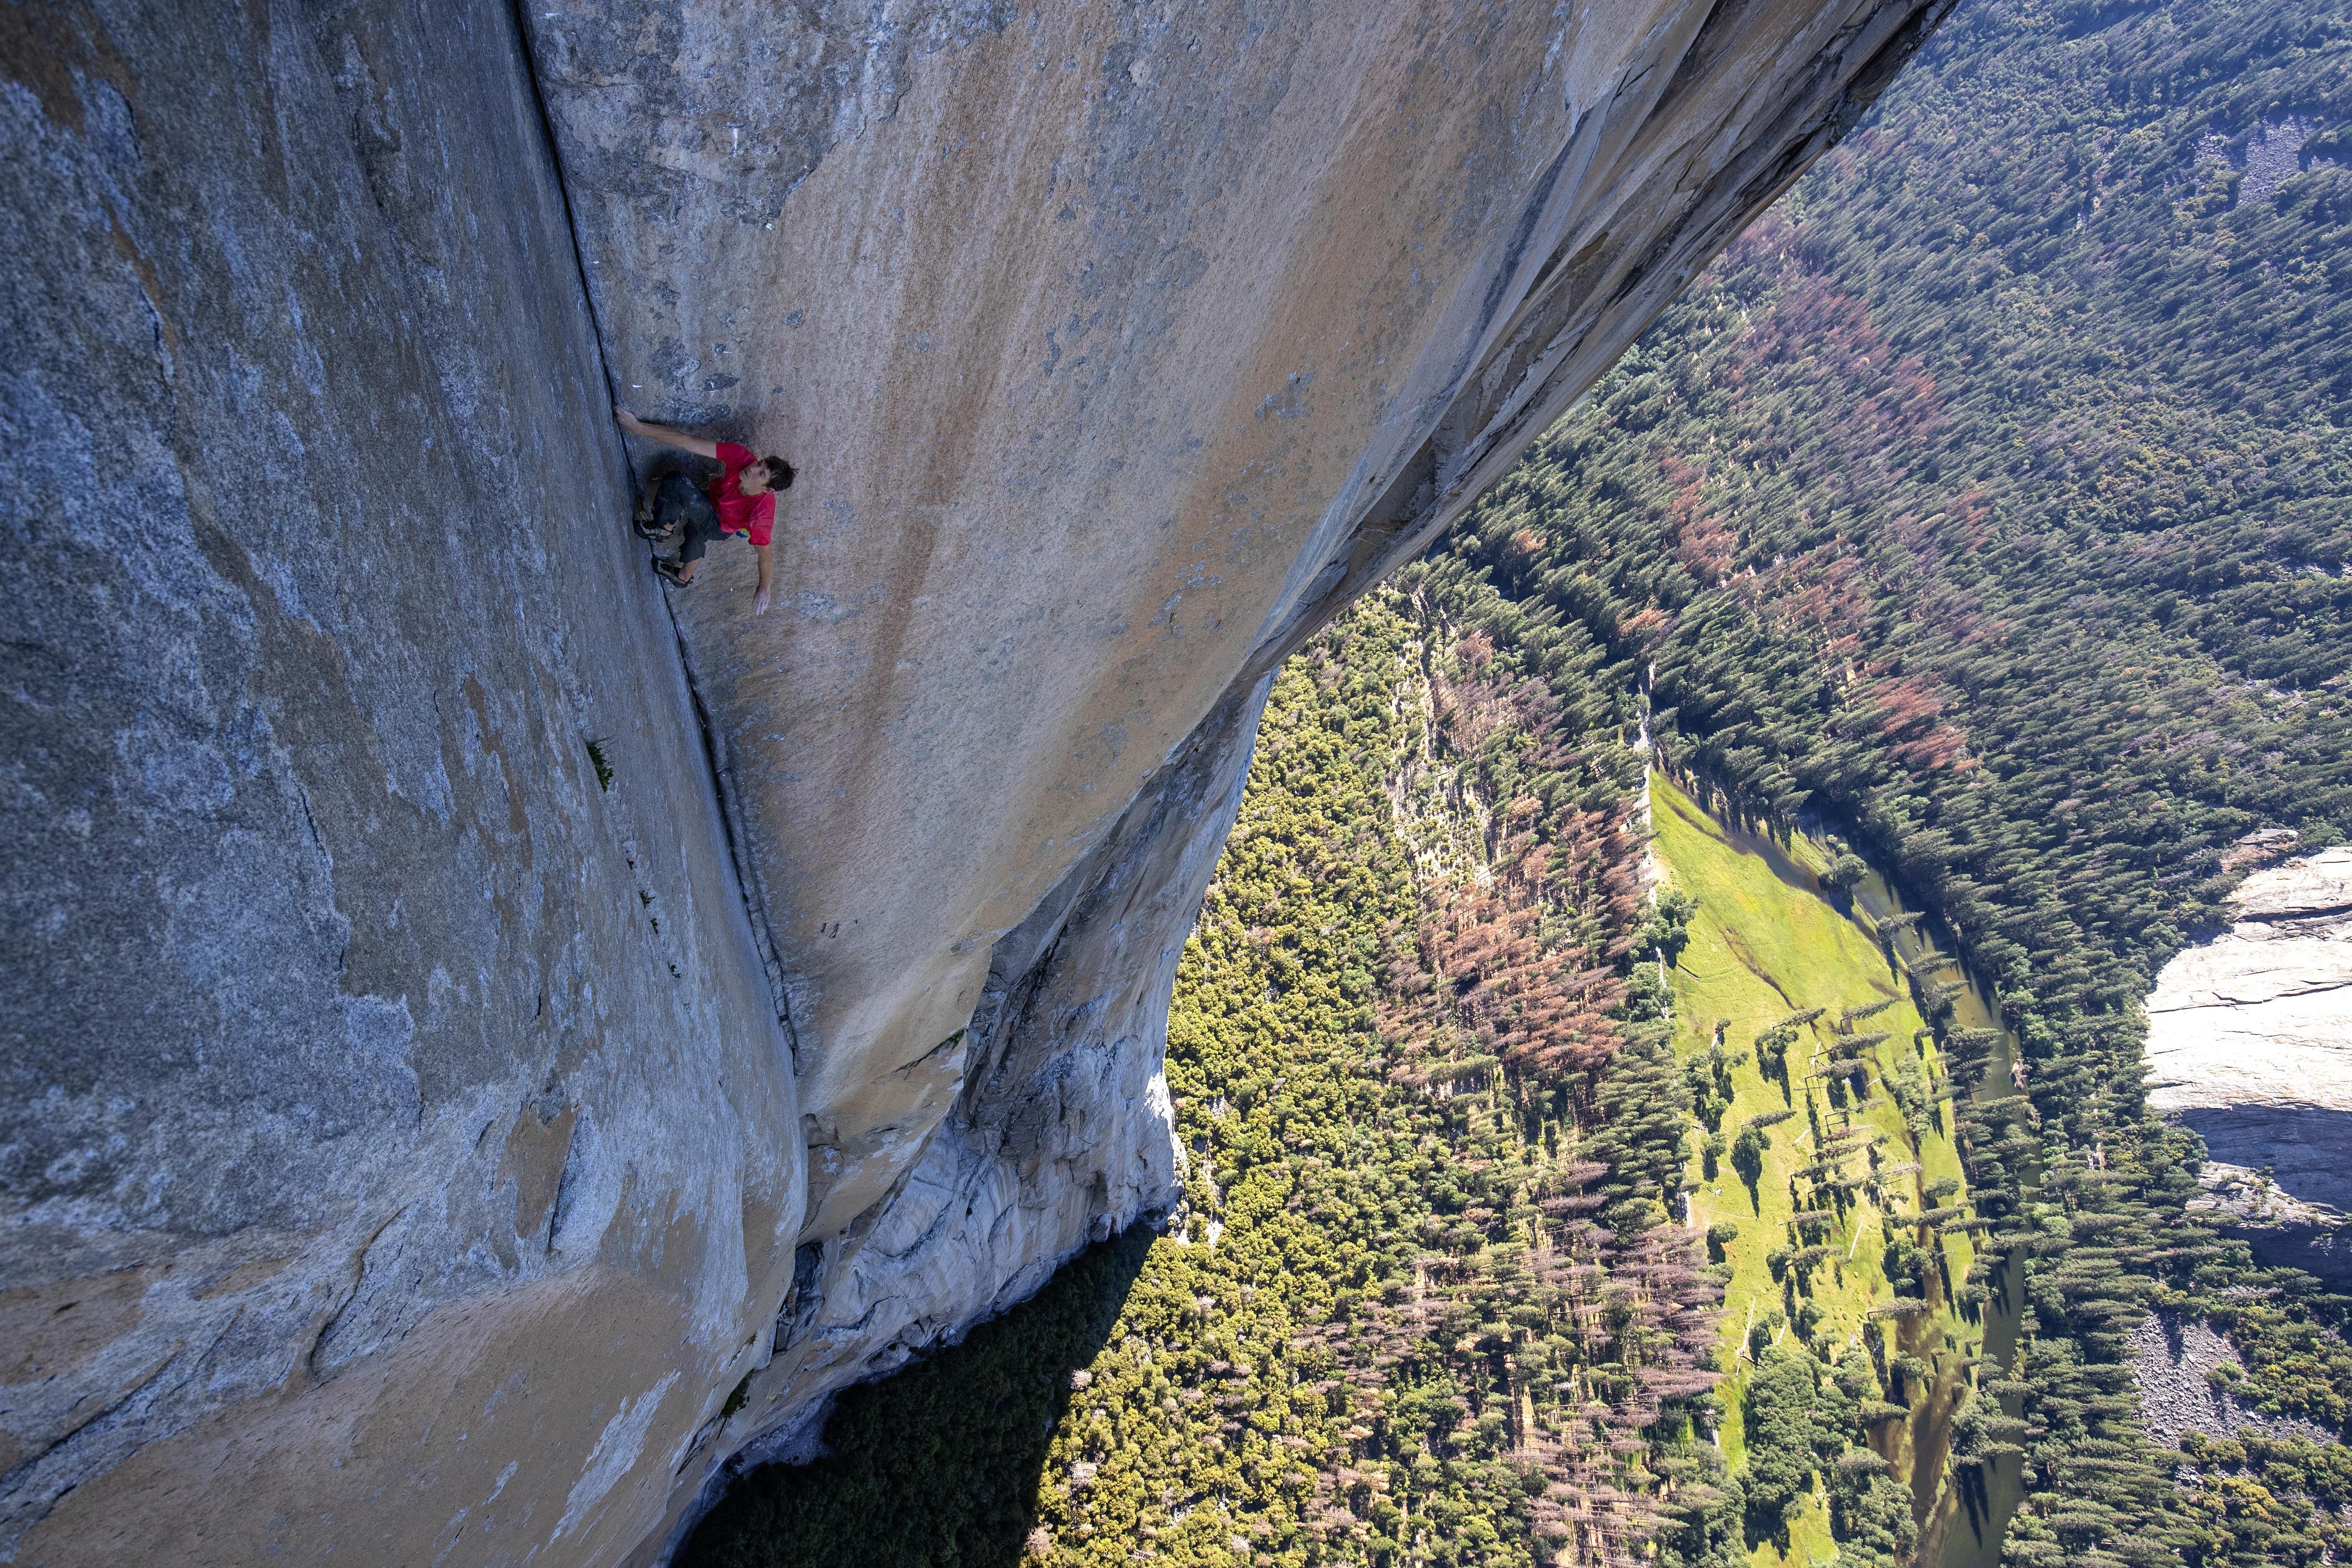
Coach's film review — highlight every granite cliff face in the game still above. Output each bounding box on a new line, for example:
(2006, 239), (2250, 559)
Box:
(1, 2), (1945, 1562)
(2146, 845), (2352, 1288)
(3, 6), (799, 1562)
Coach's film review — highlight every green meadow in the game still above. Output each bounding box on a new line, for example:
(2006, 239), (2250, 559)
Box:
(1652, 774), (1985, 1566)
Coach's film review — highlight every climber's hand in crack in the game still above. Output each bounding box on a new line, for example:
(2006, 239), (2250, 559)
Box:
(615, 404), (717, 459)
(615, 403), (793, 615)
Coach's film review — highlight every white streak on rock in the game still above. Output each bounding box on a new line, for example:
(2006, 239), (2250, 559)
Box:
(555, 1371), (680, 1540)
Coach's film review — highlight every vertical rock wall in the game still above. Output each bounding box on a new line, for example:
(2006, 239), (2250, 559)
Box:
(3, 0), (1948, 1563)
(2, 3), (797, 1562)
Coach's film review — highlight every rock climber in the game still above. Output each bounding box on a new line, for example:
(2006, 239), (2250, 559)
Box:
(613, 404), (793, 615)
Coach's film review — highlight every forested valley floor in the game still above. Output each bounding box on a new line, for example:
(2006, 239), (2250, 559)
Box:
(686, 0), (2352, 1562)
(691, 596), (1739, 1568)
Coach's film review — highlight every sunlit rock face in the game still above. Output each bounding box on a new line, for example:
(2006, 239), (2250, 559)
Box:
(2147, 846), (2352, 1288)
(3, 0), (1944, 1563)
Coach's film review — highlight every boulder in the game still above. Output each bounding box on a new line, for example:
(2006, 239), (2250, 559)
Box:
(2128, 1309), (2336, 1449)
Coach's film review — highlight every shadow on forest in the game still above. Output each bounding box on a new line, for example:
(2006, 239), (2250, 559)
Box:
(678, 1226), (1155, 1568)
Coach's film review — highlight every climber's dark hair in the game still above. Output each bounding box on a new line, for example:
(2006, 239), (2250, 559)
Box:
(760, 455), (796, 491)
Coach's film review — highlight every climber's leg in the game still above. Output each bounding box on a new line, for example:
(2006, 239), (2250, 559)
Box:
(654, 490), (723, 587)
(637, 471), (703, 541)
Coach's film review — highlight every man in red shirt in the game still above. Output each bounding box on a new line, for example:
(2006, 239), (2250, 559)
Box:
(614, 405), (794, 615)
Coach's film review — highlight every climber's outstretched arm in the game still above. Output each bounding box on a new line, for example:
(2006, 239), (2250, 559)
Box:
(614, 404), (718, 460)
(753, 544), (773, 617)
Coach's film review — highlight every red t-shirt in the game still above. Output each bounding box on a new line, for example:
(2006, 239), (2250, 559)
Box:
(709, 441), (777, 547)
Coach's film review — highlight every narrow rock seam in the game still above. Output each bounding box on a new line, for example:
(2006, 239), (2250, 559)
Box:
(502, 0), (801, 1057)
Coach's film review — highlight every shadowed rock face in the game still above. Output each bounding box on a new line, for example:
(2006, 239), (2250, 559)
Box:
(2, 4), (799, 1562)
(2, 1), (1945, 1563)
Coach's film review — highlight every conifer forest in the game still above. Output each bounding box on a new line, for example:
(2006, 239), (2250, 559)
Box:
(685, 0), (2352, 1562)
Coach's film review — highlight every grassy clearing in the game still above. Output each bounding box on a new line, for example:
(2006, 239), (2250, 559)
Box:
(1651, 773), (1985, 1565)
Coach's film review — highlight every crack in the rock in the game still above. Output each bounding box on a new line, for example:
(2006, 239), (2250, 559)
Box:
(503, 0), (799, 1061)
(2236, 900), (2352, 927)
(2151, 975), (2352, 1011)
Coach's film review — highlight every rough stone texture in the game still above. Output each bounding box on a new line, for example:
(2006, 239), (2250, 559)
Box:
(2129, 1309), (2337, 1449)
(714, 676), (1265, 1493)
(2, 0), (1949, 1563)
(1, 4), (797, 1562)
(2147, 846), (2352, 1287)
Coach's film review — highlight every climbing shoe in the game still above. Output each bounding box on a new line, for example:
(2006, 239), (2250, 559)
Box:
(652, 556), (692, 587)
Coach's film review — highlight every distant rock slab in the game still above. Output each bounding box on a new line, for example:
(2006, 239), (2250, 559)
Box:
(2147, 846), (2352, 1286)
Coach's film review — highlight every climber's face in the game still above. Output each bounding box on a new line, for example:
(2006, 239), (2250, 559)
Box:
(739, 464), (771, 496)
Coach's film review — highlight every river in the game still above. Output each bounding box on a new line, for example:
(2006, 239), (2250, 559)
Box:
(1841, 866), (2029, 1568)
